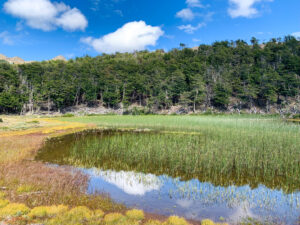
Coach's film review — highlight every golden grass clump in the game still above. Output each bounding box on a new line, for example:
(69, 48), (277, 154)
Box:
(28, 205), (68, 219)
(104, 212), (126, 224)
(145, 219), (162, 225)
(67, 206), (93, 220)
(125, 208), (145, 220)
(201, 219), (215, 225)
(94, 209), (105, 219)
(0, 203), (30, 218)
(163, 215), (190, 225)
(47, 206), (94, 225)
(0, 199), (9, 208)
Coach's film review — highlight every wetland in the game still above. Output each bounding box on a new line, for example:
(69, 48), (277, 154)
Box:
(35, 115), (300, 224)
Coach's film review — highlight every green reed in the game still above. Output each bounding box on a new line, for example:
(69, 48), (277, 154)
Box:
(37, 115), (300, 192)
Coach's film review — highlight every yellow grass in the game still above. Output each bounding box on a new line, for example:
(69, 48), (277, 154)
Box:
(0, 116), (91, 163)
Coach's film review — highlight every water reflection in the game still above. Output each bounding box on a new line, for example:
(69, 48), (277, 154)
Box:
(83, 168), (300, 225)
(35, 130), (300, 224)
(88, 169), (161, 195)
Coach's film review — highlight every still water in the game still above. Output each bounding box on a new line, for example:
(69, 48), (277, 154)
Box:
(36, 130), (300, 224)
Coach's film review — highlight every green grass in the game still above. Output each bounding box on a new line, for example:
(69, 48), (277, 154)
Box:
(51, 115), (300, 192)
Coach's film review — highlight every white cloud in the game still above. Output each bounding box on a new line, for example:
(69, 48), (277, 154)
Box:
(292, 32), (300, 39)
(0, 31), (14, 45)
(56, 8), (88, 31)
(228, 0), (273, 18)
(178, 23), (206, 34)
(4, 0), (88, 31)
(87, 168), (162, 196)
(192, 38), (201, 42)
(176, 8), (195, 21)
(81, 21), (164, 54)
(186, 0), (204, 8)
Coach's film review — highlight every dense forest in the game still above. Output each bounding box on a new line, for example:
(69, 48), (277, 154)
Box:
(0, 36), (299, 114)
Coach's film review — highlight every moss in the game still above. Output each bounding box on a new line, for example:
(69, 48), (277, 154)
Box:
(104, 212), (126, 224)
(0, 199), (10, 208)
(201, 219), (215, 225)
(145, 219), (162, 225)
(28, 205), (68, 219)
(163, 216), (190, 225)
(0, 203), (30, 218)
(125, 209), (145, 220)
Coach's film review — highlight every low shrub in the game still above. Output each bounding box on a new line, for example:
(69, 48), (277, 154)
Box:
(163, 216), (190, 225)
(0, 199), (9, 208)
(104, 213), (126, 224)
(125, 209), (144, 220)
(0, 203), (30, 218)
(62, 113), (75, 117)
(94, 209), (105, 219)
(67, 206), (93, 220)
(47, 206), (93, 225)
(200, 219), (229, 225)
(145, 220), (162, 225)
(28, 205), (68, 219)
(293, 114), (300, 119)
(0, 118), (3, 123)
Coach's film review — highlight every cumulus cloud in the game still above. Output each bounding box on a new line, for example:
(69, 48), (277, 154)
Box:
(4, 0), (88, 31)
(186, 0), (204, 8)
(176, 8), (195, 21)
(81, 21), (164, 54)
(228, 0), (273, 18)
(178, 23), (206, 34)
(292, 32), (300, 39)
(56, 8), (88, 31)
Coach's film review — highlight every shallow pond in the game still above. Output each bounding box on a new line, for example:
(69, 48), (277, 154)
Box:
(36, 130), (300, 224)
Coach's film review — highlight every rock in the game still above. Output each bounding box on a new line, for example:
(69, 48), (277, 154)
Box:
(0, 54), (7, 60)
(0, 53), (68, 64)
(0, 53), (31, 64)
(8, 56), (25, 64)
(52, 55), (67, 61)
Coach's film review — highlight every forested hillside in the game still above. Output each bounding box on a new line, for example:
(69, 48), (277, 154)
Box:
(0, 36), (299, 114)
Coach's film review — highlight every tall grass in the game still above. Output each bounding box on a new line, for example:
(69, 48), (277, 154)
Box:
(38, 115), (300, 192)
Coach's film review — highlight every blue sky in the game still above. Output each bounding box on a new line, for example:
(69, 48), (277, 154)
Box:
(0, 0), (299, 61)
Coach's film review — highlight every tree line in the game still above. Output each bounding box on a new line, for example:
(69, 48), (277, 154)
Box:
(0, 36), (299, 114)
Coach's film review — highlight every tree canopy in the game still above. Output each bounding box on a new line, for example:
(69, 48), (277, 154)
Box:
(0, 36), (299, 114)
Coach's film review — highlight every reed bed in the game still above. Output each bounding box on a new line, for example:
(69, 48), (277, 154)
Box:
(39, 115), (300, 192)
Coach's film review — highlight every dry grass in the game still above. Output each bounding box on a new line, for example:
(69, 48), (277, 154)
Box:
(0, 116), (123, 213)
